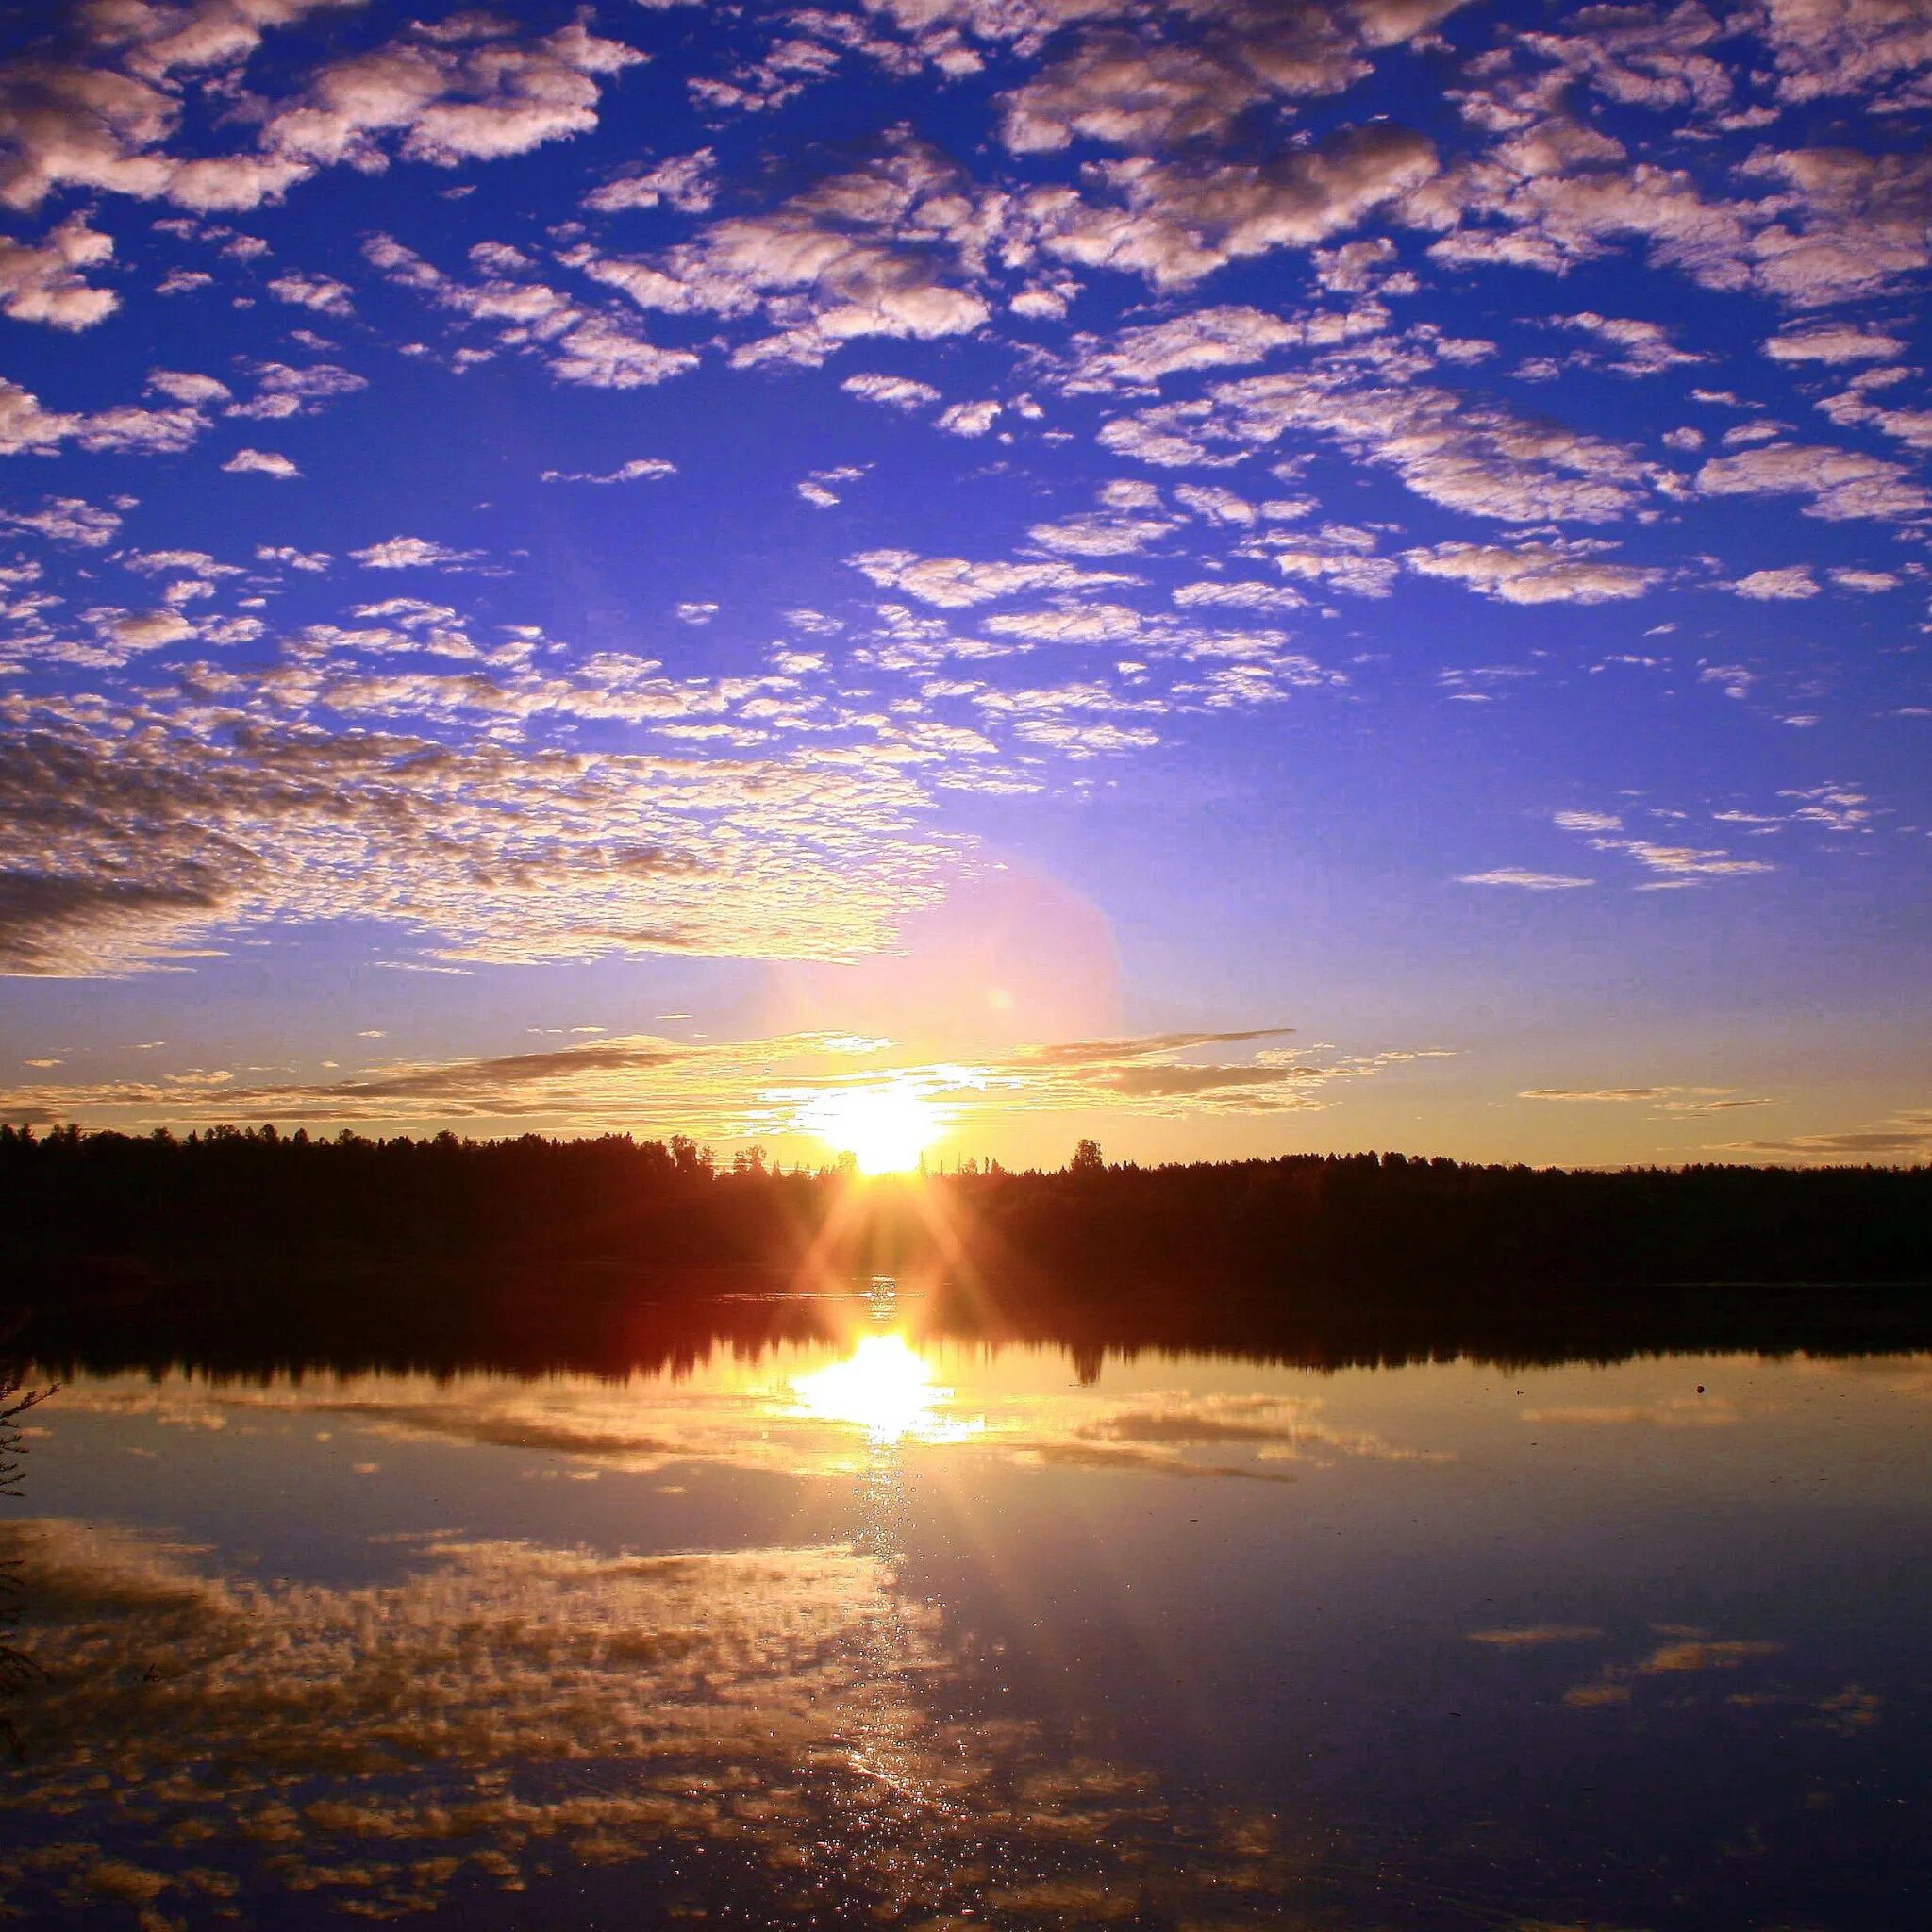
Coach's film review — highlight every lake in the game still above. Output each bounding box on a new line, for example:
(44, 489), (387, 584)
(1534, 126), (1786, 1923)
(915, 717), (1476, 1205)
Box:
(4, 1295), (1930, 1928)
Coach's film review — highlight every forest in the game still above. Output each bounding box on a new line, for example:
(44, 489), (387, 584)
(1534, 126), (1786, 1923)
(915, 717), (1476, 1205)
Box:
(3, 1122), (1928, 1374)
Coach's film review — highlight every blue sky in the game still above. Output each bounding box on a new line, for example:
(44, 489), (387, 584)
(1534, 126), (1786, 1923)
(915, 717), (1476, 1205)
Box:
(0, 0), (1927, 1167)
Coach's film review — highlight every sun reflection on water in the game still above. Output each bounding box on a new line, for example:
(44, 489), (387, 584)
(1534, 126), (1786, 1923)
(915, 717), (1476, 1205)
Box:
(788, 1333), (982, 1445)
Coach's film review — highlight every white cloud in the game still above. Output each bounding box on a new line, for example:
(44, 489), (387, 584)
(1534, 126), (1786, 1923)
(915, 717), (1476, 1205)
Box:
(256, 543), (331, 572)
(350, 536), (485, 570)
(1405, 540), (1661, 604)
(0, 377), (212, 458)
(1758, 0), (1932, 108)
(1460, 869), (1594, 890)
(1731, 565), (1820, 600)
(1696, 441), (1930, 522)
(0, 495), (121, 545)
(584, 148), (719, 214)
(997, 2), (1469, 156)
(1763, 321), (1906, 364)
(937, 399), (1002, 437)
(1105, 367), (1652, 523)
(266, 269), (353, 314)
(1172, 579), (1307, 612)
(575, 134), (993, 365)
(848, 548), (1137, 608)
(0, 18), (646, 215)
(1829, 566), (1898, 592)
(540, 458), (676, 483)
(1023, 122), (1440, 290)
(0, 214), (118, 327)
(226, 359), (368, 419)
(146, 368), (232, 406)
(841, 372), (942, 410)
(1557, 311), (1704, 377)
(222, 447), (299, 478)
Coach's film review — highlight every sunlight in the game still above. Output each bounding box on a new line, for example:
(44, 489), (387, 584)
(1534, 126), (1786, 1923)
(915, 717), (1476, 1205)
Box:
(789, 1334), (978, 1445)
(799, 1083), (942, 1175)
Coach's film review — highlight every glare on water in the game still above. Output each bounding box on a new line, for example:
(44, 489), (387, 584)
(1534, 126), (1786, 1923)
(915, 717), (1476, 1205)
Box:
(3, 1326), (1929, 1930)
(789, 1331), (983, 1444)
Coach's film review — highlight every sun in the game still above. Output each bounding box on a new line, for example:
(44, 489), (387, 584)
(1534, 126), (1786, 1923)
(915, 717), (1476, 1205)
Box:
(799, 1083), (942, 1175)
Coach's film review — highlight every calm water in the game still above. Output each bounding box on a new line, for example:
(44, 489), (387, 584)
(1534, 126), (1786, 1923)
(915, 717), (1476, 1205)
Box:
(4, 1301), (1930, 1928)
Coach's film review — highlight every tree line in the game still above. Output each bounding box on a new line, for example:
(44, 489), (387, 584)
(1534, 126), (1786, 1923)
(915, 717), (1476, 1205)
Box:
(3, 1121), (1927, 1312)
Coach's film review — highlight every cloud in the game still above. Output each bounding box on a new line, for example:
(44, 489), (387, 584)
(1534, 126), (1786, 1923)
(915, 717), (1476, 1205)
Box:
(1459, 869), (1594, 890)
(147, 368), (231, 406)
(0, 494), (121, 545)
(1404, 540), (1661, 604)
(1593, 839), (1774, 883)
(1028, 481), (1176, 556)
(225, 358), (368, 419)
(1763, 320), (1907, 364)
(0, 375), (215, 458)
(266, 269), (353, 314)
(997, 2), (1469, 156)
(1022, 121), (1440, 289)
(256, 542), (330, 572)
(349, 536), (484, 570)
(848, 549), (1136, 608)
(1829, 566), (1898, 592)
(937, 398), (1001, 437)
(221, 447), (299, 478)
(574, 133), (993, 364)
(584, 147), (719, 215)
(1557, 310), (1704, 377)
(1731, 565), (1819, 600)
(1725, 1108), (1932, 1163)
(1738, 144), (1932, 308)
(1104, 367), (1652, 523)
(1759, 0), (1932, 108)
(1057, 304), (1374, 392)
(1469, 1624), (1605, 1647)
(1, 1014), (1438, 1133)
(0, 17), (645, 214)
(1172, 579), (1306, 612)
(1520, 1086), (1770, 1115)
(540, 458), (676, 483)
(0, 636), (969, 978)
(841, 372), (942, 409)
(0, 213), (118, 327)
(1695, 441), (1930, 522)
(364, 233), (700, 391)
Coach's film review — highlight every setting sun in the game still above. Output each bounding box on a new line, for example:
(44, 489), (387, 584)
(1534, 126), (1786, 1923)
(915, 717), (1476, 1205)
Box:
(799, 1084), (943, 1175)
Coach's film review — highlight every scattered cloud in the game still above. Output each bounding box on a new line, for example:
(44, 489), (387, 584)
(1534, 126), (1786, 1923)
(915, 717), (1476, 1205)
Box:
(221, 447), (299, 478)
(349, 536), (484, 570)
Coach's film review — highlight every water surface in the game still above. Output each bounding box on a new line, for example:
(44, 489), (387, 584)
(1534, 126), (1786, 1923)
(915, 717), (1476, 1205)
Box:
(5, 1301), (1929, 1928)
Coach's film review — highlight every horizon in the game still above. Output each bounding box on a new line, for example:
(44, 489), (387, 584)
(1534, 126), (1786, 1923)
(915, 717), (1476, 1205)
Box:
(8, 1115), (1926, 1179)
(2, 0), (1929, 1174)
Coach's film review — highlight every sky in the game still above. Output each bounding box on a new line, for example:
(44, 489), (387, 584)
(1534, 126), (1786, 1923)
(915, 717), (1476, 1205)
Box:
(0, 0), (1927, 1171)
